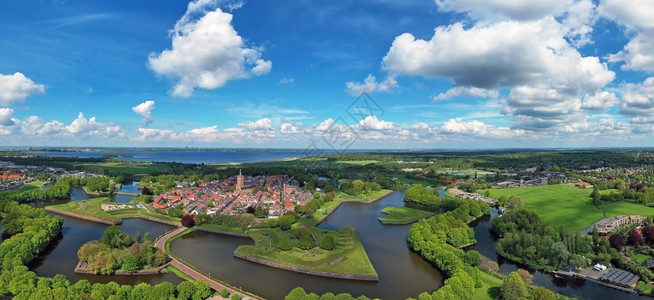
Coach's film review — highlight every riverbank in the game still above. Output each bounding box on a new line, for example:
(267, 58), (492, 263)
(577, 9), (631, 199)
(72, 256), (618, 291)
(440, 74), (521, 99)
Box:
(74, 260), (170, 275)
(378, 206), (434, 225)
(312, 189), (393, 226)
(45, 206), (121, 225)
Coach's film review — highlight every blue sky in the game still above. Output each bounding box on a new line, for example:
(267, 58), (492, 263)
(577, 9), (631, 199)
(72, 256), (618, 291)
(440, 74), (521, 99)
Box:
(0, 0), (653, 149)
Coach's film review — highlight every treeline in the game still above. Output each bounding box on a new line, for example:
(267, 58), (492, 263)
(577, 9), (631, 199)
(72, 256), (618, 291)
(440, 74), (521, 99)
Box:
(1, 177), (83, 203)
(0, 199), (222, 299)
(0, 202), (63, 267)
(340, 180), (381, 196)
(285, 287), (371, 300)
(404, 184), (441, 207)
(500, 272), (568, 300)
(407, 198), (490, 299)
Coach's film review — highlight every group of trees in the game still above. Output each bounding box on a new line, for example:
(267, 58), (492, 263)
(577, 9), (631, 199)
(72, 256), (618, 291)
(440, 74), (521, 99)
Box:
(500, 272), (562, 300)
(340, 180), (381, 196)
(85, 176), (116, 193)
(403, 184), (441, 207)
(406, 198), (491, 300)
(77, 226), (167, 275)
(278, 227), (338, 252)
(285, 287), (370, 300)
(3, 176), (82, 203)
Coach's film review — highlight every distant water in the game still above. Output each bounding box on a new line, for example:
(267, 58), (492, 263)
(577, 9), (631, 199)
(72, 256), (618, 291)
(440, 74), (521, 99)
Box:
(33, 150), (311, 164)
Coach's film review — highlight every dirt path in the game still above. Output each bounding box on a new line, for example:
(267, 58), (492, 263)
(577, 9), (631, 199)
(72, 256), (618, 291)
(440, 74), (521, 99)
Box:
(155, 227), (255, 300)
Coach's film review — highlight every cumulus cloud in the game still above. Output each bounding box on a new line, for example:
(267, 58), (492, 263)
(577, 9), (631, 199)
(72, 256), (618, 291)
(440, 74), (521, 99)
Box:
(148, 0), (271, 97)
(561, 0), (597, 47)
(280, 123), (301, 134)
(382, 18), (614, 130)
(620, 77), (654, 117)
(345, 74), (397, 96)
(441, 118), (526, 138)
(132, 100), (155, 126)
(238, 118), (273, 130)
(65, 112), (123, 137)
(0, 108), (16, 126)
(433, 87), (499, 102)
(434, 0), (573, 21)
(600, 0), (654, 72)
(0, 72), (46, 106)
(581, 91), (619, 111)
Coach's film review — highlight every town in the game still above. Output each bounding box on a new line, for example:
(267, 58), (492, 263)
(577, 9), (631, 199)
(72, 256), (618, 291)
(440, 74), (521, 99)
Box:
(152, 170), (315, 218)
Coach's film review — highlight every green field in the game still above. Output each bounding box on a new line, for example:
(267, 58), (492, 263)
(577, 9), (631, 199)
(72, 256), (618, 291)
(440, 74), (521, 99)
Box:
(334, 160), (378, 166)
(378, 206), (433, 224)
(473, 272), (503, 300)
(389, 173), (431, 185)
(481, 184), (654, 234)
(49, 197), (122, 223)
(75, 162), (170, 175)
(434, 169), (494, 178)
(17, 180), (46, 192)
(235, 227), (377, 278)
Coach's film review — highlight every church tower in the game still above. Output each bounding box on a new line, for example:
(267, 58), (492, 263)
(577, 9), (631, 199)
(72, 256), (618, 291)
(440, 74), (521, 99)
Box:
(236, 169), (244, 191)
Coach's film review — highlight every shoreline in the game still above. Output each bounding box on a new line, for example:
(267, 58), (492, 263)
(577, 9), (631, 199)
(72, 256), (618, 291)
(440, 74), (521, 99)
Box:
(44, 206), (121, 225)
(316, 190), (394, 225)
(74, 260), (170, 276)
(233, 252), (379, 281)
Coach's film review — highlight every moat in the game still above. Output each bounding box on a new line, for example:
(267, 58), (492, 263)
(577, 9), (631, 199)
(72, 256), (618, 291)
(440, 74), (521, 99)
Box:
(23, 188), (650, 299)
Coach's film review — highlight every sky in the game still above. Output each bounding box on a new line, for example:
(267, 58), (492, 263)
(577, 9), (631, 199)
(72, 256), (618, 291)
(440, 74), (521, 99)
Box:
(0, 0), (653, 149)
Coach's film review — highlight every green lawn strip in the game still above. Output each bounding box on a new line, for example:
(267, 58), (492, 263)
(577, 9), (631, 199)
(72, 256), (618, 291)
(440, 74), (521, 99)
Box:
(433, 169), (494, 177)
(388, 173), (433, 185)
(234, 227), (377, 277)
(473, 271), (503, 300)
(295, 190), (392, 227)
(137, 208), (181, 223)
(164, 265), (194, 281)
(378, 206), (433, 224)
(17, 180), (46, 192)
(629, 253), (652, 264)
(48, 197), (122, 223)
(334, 160), (378, 166)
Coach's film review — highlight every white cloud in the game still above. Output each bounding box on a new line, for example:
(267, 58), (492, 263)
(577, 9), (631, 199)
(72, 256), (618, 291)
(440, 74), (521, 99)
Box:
(148, 0), (271, 97)
(600, 0), (654, 72)
(581, 91), (619, 111)
(0, 108), (15, 126)
(345, 74), (397, 96)
(620, 77), (654, 117)
(238, 118), (273, 130)
(278, 77), (295, 85)
(0, 72), (45, 106)
(433, 87), (499, 102)
(357, 115), (396, 131)
(382, 18), (614, 130)
(598, 0), (654, 30)
(441, 118), (526, 138)
(65, 112), (123, 137)
(132, 100), (156, 126)
(434, 0), (573, 21)
(608, 31), (654, 72)
(280, 123), (301, 134)
(561, 0), (597, 47)
(18, 116), (64, 136)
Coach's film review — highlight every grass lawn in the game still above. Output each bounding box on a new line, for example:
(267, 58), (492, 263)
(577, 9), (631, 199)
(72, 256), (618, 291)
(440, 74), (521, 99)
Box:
(599, 202), (654, 218)
(434, 169), (494, 178)
(164, 265), (194, 281)
(296, 189), (392, 226)
(48, 197), (122, 223)
(389, 173), (431, 185)
(197, 223), (247, 234)
(378, 206), (433, 224)
(473, 272), (503, 300)
(480, 184), (654, 234)
(334, 160), (378, 166)
(234, 227), (377, 278)
(17, 180), (46, 192)
(75, 162), (170, 175)
(629, 252), (652, 264)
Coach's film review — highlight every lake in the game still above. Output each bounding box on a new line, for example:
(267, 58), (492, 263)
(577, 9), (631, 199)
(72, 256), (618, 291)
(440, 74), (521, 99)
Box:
(34, 150), (313, 164)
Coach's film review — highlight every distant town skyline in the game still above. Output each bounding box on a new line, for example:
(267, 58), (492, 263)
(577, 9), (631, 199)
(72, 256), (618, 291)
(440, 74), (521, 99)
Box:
(1, 0), (653, 148)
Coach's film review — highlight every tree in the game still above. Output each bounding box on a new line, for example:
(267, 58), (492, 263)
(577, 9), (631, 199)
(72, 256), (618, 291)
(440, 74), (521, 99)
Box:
(550, 242), (570, 267)
(143, 232), (151, 242)
(517, 268), (533, 285)
(629, 230), (645, 247)
(319, 235), (336, 250)
(278, 215), (295, 230)
(642, 226), (654, 244)
(181, 215), (196, 228)
(101, 226), (123, 247)
(133, 231), (141, 244)
(501, 272), (529, 300)
(610, 233), (625, 252)
(121, 256), (140, 274)
(141, 187), (153, 195)
(591, 187), (601, 204)
(219, 289), (230, 298)
(324, 192), (335, 202)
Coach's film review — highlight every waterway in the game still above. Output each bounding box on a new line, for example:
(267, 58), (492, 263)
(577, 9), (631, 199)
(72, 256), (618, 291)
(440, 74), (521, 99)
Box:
(8, 187), (651, 298)
(33, 150), (313, 164)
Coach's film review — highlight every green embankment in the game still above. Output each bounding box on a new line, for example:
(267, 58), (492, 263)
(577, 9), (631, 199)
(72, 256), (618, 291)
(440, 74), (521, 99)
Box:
(473, 271), (503, 300)
(234, 227), (377, 279)
(16, 180), (46, 193)
(378, 206), (433, 224)
(295, 189), (392, 226)
(48, 197), (122, 223)
(481, 184), (654, 233)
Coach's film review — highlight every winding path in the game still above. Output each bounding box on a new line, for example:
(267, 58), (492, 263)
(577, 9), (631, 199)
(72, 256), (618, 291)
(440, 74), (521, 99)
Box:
(155, 227), (257, 300)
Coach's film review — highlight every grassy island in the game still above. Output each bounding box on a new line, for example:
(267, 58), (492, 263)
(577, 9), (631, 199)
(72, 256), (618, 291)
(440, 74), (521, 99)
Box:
(378, 206), (434, 224)
(234, 226), (378, 280)
(46, 196), (181, 225)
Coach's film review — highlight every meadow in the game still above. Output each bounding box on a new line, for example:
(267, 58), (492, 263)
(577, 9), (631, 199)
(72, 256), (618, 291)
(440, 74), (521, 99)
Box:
(378, 206), (434, 224)
(481, 184), (654, 234)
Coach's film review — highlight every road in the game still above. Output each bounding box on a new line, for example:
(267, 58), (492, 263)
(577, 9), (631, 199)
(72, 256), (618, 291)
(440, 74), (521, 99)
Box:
(156, 227), (255, 300)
